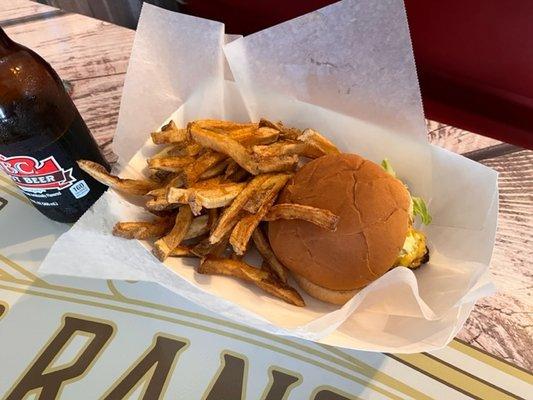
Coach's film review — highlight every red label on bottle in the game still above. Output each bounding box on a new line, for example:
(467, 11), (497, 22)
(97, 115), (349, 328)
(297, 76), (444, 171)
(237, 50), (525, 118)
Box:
(0, 154), (76, 193)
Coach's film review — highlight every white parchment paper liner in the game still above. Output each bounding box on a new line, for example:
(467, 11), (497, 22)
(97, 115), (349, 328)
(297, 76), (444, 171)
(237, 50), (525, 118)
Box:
(40, 0), (497, 352)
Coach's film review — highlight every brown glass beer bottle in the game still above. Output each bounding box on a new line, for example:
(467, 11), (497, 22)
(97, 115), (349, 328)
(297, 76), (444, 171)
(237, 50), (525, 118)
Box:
(0, 27), (110, 223)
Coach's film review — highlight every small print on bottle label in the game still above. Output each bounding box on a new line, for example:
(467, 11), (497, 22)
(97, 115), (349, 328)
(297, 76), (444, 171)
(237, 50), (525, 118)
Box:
(69, 180), (90, 199)
(0, 154), (76, 194)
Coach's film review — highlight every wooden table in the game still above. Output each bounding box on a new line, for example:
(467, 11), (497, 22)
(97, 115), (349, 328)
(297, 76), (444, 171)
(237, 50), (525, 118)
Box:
(1, 0), (531, 372)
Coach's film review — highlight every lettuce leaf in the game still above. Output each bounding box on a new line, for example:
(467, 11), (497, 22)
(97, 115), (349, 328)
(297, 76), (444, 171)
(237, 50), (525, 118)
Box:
(381, 158), (396, 178)
(412, 196), (432, 225)
(382, 159), (431, 225)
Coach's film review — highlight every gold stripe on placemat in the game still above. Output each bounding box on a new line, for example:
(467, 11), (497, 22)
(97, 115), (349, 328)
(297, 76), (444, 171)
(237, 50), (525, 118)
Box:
(0, 254), (48, 286)
(0, 174), (16, 187)
(319, 345), (432, 400)
(450, 339), (533, 384)
(0, 256), (427, 400)
(0, 269), (17, 280)
(0, 282), (403, 400)
(389, 353), (523, 400)
(0, 179), (31, 205)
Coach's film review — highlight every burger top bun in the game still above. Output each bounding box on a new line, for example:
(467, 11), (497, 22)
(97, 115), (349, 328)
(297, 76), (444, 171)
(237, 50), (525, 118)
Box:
(268, 153), (411, 292)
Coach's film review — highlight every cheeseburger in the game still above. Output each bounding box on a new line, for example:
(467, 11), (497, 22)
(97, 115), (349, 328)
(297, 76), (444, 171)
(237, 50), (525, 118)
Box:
(268, 153), (430, 305)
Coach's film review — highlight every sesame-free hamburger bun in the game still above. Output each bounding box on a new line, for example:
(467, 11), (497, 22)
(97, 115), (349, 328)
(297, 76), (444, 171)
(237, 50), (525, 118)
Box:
(268, 153), (411, 305)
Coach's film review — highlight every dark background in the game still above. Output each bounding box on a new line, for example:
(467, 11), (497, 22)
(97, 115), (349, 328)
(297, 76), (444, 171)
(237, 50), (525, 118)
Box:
(38, 0), (533, 149)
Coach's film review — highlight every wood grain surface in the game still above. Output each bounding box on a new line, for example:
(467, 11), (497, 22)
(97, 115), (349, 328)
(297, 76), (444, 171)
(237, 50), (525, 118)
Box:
(1, 0), (531, 371)
(5, 14), (133, 79)
(456, 150), (533, 371)
(426, 120), (502, 155)
(0, 0), (57, 22)
(69, 73), (128, 162)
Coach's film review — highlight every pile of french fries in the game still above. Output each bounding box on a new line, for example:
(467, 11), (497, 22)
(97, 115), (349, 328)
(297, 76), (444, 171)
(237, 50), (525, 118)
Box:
(78, 119), (341, 307)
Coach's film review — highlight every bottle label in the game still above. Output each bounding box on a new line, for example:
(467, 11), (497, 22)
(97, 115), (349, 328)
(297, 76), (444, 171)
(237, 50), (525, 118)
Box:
(69, 180), (91, 199)
(0, 153), (88, 204)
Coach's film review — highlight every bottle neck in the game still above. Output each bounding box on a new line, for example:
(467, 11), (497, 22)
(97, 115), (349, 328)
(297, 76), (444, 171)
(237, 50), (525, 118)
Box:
(0, 27), (14, 56)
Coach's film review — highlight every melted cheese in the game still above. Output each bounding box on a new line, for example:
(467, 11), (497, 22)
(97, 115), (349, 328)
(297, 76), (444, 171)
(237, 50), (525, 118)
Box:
(395, 228), (427, 268)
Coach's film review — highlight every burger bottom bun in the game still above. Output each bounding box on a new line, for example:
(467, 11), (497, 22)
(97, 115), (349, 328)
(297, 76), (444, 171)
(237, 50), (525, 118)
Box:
(293, 272), (358, 305)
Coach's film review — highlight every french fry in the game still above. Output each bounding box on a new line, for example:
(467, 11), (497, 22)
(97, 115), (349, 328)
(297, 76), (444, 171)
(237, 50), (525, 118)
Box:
(152, 141), (203, 159)
(147, 187), (167, 197)
(145, 210), (176, 219)
(162, 142), (203, 158)
(165, 188), (188, 204)
(151, 144), (186, 159)
(165, 169), (225, 191)
(298, 128), (340, 155)
(77, 160), (159, 195)
(260, 260), (276, 274)
(224, 160), (250, 182)
(198, 256), (304, 306)
(191, 235), (228, 258)
(188, 183), (246, 211)
(242, 195), (263, 214)
(147, 156), (196, 172)
(182, 151), (227, 186)
(199, 159), (228, 180)
(180, 142), (204, 157)
(153, 205), (193, 261)
(209, 174), (272, 244)
(226, 126), (258, 141)
(229, 174), (291, 255)
(252, 141), (323, 159)
(254, 154), (299, 174)
(169, 245), (195, 257)
(149, 169), (175, 184)
(190, 125), (297, 175)
(191, 238), (215, 258)
(241, 173), (292, 214)
(165, 174), (185, 189)
(167, 182), (247, 215)
(193, 120), (256, 133)
(208, 208), (218, 232)
(184, 214), (210, 240)
(228, 168), (249, 183)
(112, 218), (174, 240)
(145, 196), (179, 212)
(191, 208), (223, 258)
(190, 125), (254, 172)
(194, 176), (226, 188)
(211, 237), (230, 257)
(191, 124), (277, 147)
(165, 176), (219, 196)
(258, 118), (281, 131)
(258, 118), (279, 130)
(264, 204), (340, 231)
(252, 141), (303, 157)
(242, 174), (289, 212)
(232, 126), (279, 146)
(161, 120), (177, 131)
(151, 128), (188, 145)
(252, 228), (288, 283)
(259, 118), (301, 140)
(224, 160), (240, 178)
